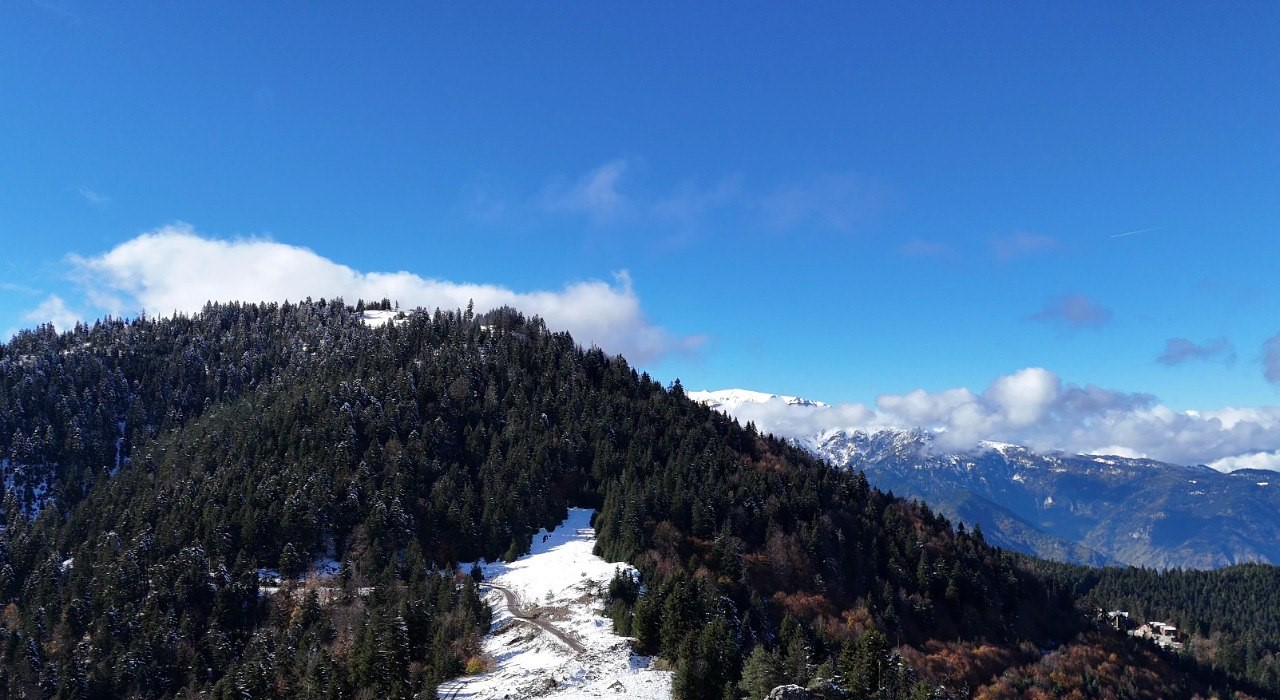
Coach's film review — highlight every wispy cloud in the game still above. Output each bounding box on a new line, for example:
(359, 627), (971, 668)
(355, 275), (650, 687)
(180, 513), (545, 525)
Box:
(51, 225), (704, 365)
(499, 159), (888, 239)
(707, 367), (1280, 470)
(990, 232), (1061, 261)
(1, 281), (42, 296)
(542, 158), (634, 225)
(650, 177), (740, 228)
(758, 172), (890, 233)
(1027, 294), (1113, 329)
(77, 186), (110, 205)
(1157, 337), (1235, 366)
(1264, 333), (1280, 386)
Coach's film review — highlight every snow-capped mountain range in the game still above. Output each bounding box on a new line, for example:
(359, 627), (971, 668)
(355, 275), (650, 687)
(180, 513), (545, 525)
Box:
(692, 389), (1280, 569)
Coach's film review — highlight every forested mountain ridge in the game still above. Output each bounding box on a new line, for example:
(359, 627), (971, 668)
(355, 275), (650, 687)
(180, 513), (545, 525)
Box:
(0, 302), (1263, 698)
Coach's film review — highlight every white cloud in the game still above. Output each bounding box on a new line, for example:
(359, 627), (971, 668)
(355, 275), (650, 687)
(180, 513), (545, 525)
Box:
(55, 225), (702, 364)
(985, 367), (1059, 427)
(1084, 445), (1145, 459)
(716, 368), (1280, 470)
(1209, 451), (1280, 472)
(20, 294), (82, 333)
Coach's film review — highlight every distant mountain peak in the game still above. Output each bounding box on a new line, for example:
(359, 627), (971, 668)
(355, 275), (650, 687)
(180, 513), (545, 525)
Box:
(687, 388), (828, 411)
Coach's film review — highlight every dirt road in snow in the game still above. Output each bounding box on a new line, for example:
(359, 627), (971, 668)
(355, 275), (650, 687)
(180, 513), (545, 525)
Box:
(481, 582), (586, 654)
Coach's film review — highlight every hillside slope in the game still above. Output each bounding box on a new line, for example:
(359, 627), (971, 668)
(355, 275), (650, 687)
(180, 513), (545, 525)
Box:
(0, 305), (1259, 699)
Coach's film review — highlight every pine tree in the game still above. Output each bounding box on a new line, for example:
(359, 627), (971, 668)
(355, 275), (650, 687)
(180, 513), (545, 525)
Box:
(738, 644), (783, 700)
(279, 543), (305, 581)
(632, 594), (661, 655)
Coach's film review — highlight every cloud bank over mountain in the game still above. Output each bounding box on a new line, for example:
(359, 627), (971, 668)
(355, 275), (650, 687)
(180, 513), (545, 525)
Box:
(31, 225), (704, 365)
(711, 368), (1280, 471)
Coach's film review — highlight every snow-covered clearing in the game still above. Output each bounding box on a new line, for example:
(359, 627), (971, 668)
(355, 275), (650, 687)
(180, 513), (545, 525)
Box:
(439, 508), (671, 700)
(359, 309), (409, 327)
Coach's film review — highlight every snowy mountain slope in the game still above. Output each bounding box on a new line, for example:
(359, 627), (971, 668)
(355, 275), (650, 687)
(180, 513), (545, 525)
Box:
(440, 508), (671, 700)
(686, 388), (828, 412)
(693, 389), (1280, 569)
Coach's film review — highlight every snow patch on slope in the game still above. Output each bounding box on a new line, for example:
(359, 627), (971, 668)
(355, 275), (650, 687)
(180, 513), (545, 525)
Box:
(440, 508), (671, 700)
(358, 309), (409, 327)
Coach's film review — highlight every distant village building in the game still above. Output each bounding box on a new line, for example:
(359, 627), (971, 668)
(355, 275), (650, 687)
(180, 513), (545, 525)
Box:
(1105, 610), (1131, 631)
(1129, 621), (1184, 650)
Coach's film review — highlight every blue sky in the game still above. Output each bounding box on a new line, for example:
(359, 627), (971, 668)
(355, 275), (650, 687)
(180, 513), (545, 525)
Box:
(3, 2), (1279, 432)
